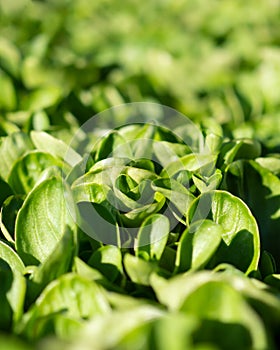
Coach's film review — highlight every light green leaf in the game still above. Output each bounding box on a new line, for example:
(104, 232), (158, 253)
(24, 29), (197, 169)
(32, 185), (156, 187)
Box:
(119, 194), (165, 227)
(19, 273), (110, 340)
(93, 130), (133, 161)
(0, 72), (16, 111)
(0, 240), (24, 273)
(24, 86), (62, 111)
(0, 132), (33, 181)
(73, 257), (103, 281)
(0, 334), (31, 350)
(256, 157), (280, 176)
(88, 245), (123, 282)
(124, 253), (156, 286)
(28, 226), (77, 301)
(15, 177), (77, 265)
(151, 178), (194, 214)
(136, 214), (169, 261)
(180, 281), (268, 350)
(176, 220), (222, 272)
(30, 131), (82, 167)
(8, 151), (67, 194)
(161, 154), (216, 178)
(0, 38), (21, 78)
(0, 241), (26, 326)
(188, 190), (260, 273)
(151, 270), (277, 348)
(192, 170), (222, 193)
(153, 141), (191, 167)
(76, 305), (163, 350)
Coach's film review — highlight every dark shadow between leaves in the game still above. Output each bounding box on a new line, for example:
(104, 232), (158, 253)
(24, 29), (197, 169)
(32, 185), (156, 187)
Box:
(192, 319), (252, 350)
(224, 160), (280, 269)
(0, 258), (13, 331)
(207, 229), (254, 272)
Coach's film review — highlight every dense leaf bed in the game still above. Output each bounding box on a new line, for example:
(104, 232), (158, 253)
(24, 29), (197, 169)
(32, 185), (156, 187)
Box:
(0, 1), (280, 349)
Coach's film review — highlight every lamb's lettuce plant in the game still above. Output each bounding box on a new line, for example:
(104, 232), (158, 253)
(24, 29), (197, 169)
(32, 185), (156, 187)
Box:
(0, 115), (279, 349)
(1, 0), (280, 347)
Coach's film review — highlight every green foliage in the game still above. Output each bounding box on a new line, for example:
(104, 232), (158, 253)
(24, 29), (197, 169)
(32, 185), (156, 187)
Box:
(0, 1), (280, 349)
(0, 120), (279, 349)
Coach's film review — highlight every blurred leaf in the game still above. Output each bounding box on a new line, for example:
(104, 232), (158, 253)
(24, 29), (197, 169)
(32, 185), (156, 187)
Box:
(18, 273), (110, 340)
(0, 132), (33, 181)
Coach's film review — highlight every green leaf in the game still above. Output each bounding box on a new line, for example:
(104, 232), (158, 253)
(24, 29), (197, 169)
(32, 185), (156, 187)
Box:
(88, 245), (123, 282)
(124, 253), (156, 286)
(93, 130), (133, 161)
(0, 72), (16, 111)
(8, 151), (67, 194)
(71, 160), (127, 203)
(0, 132), (33, 181)
(142, 313), (199, 350)
(192, 170), (222, 193)
(18, 273), (110, 340)
(0, 334), (31, 350)
(15, 177), (76, 265)
(220, 139), (261, 166)
(0, 240), (25, 273)
(176, 220), (222, 272)
(180, 281), (268, 350)
(24, 86), (62, 111)
(73, 257), (103, 281)
(119, 194), (165, 227)
(223, 160), (280, 266)
(27, 226), (77, 302)
(151, 178), (194, 214)
(0, 241), (26, 326)
(0, 195), (24, 243)
(161, 154), (216, 178)
(30, 131), (82, 167)
(153, 141), (191, 167)
(136, 214), (169, 261)
(151, 271), (272, 349)
(0, 38), (21, 78)
(30, 110), (50, 131)
(256, 157), (280, 176)
(0, 117), (20, 135)
(188, 190), (260, 273)
(76, 305), (163, 350)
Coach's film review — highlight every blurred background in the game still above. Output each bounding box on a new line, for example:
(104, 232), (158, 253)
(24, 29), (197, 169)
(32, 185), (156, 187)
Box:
(0, 0), (280, 151)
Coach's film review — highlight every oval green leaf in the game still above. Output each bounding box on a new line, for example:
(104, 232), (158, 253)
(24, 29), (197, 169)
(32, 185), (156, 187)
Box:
(15, 177), (76, 265)
(176, 220), (223, 272)
(187, 190), (260, 274)
(8, 151), (67, 194)
(136, 214), (170, 261)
